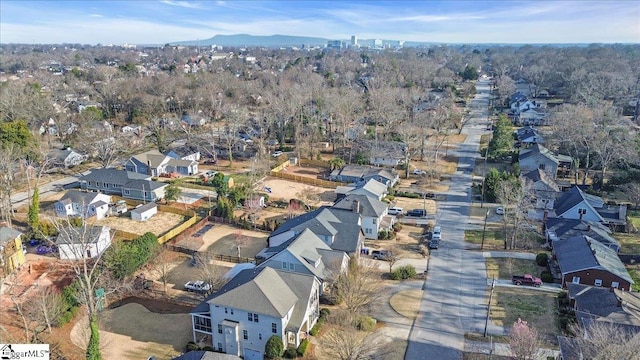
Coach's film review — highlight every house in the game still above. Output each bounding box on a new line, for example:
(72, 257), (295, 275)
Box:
(55, 190), (112, 219)
(131, 202), (158, 221)
(368, 141), (406, 167)
(515, 126), (544, 146)
(172, 350), (241, 360)
(544, 218), (620, 252)
(268, 206), (364, 256)
(50, 148), (88, 168)
(125, 149), (198, 177)
(553, 186), (627, 230)
(553, 235), (633, 291)
(510, 99), (540, 114)
(189, 267), (320, 359)
(329, 165), (399, 187)
(519, 144), (572, 179)
(0, 227), (26, 277)
(55, 226), (112, 260)
(78, 168), (167, 202)
(566, 284), (640, 326)
(165, 147), (201, 162)
(181, 114), (206, 127)
(522, 169), (560, 211)
(516, 108), (548, 126)
(335, 178), (388, 201)
(332, 194), (393, 239)
(255, 229), (349, 293)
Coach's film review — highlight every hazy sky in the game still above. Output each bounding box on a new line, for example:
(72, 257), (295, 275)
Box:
(1, 0), (639, 45)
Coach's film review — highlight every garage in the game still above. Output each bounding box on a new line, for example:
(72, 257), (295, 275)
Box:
(243, 348), (262, 360)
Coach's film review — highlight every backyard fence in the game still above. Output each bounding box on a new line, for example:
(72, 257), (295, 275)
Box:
(210, 253), (254, 264)
(268, 171), (345, 188)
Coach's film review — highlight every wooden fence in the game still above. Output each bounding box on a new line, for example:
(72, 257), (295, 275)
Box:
(113, 229), (139, 241)
(269, 171), (345, 188)
(271, 160), (291, 172)
(211, 253), (254, 264)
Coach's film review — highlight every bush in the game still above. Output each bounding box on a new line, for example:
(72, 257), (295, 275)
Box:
(297, 339), (310, 357)
(185, 341), (200, 352)
(265, 335), (284, 359)
(395, 191), (421, 199)
(392, 223), (403, 232)
(201, 346), (214, 351)
(536, 253), (549, 267)
(57, 306), (78, 326)
(391, 265), (417, 280)
(319, 308), (330, 320)
(378, 230), (393, 240)
(309, 322), (322, 336)
(355, 316), (376, 331)
(283, 347), (298, 358)
(540, 270), (554, 283)
(103, 232), (159, 279)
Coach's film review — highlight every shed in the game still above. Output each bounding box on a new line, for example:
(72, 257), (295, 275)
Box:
(131, 202), (158, 221)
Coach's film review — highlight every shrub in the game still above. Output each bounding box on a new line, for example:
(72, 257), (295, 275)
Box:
(57, 306), (78, 326)
(540, 270), (554, 283)
(378, 230), (393, 240)
(297, 339), (310, 357)
(265, 335), (284, 359)
(355, 316), (376, 331)
(201, 346), (214, 351)
(536, 253), (549, 267)
(86, 316), (101, 360)
(391, 265), (417, 280)
(283, 347), (298, 358)
(319, 308), (330, 320)
(185, 342), (200, 352)
(392, 223), (403, 232)
(103, 232), (159, 279)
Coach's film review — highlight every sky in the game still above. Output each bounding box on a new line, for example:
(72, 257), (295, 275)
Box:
(1, 0), (639, 45)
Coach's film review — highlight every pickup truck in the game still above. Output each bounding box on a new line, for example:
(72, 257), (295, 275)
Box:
(512, 274), (542, 287)
(184, 281), (212, 293)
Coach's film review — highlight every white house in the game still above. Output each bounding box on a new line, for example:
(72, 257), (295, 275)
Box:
(55, 226), (112, 260)
(50, 148), (88, 168)
(190, 267), (320, 360)
(55, 190), (112, 220)
(131, 202), (158, 221)
(332, 194), (392, 239)
(553, 186), (627, 230)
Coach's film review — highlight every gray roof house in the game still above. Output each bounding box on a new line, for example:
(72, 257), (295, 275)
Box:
(553, 235), (633, 291)
(256, 229), (349, 292)
(519, 144), (572, 180)
(55, 225), (112, 260)
(553, 186), (627, 230)
(190, 267), (320, 359)
(125, 149), (198, 177)
(78, 168), (167, 202)
(55, 190), (112, 220)
(522, 169), (561, 214)
(332, 194), (393, 239)
(335, 178), (388, 201)
(50, 148), (88, 168)
(515, 126), (544, 146)
(544, 218), (620, 252)
(566, 284), (640, 326)
(329, 165), (399, 187)
(268, 206), (364, 256)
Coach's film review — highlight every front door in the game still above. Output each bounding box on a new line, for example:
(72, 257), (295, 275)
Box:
(223, 325), (239, 356)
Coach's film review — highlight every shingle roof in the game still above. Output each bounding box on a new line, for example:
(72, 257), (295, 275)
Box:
(567, 283), (621, 318)
(55, 226), (109, 245)
(59, 190), (107, 206)
(132, 150), (168, 168)
(519, 143), (559, 164)
(554, 235), (632, 284)
(522, 169), (560, 192)
(545, 218), (619, 250)
(0, 227), (23, 245)
(79, 168), (150, 185)
(131, 202), (157, 214)
(123, 179), (167, 191)
(172, 350), (241, 360)
(276, 271), (317, 332)
(206, 267), (298, 318)
(333, 194), (387, 218)
(554, 186), (604, 221)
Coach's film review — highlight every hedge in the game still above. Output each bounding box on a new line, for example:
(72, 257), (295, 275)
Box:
(297, 339), (310, 357)
(103, 232), (159, 279)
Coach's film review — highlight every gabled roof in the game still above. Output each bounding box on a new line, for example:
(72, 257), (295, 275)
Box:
(519, 143), (559, 165)
(343, 178), (388, 199)
(58, 190), (108, 206)
(55, 226), (109, 245)
(515, 126), (544, 143)
(333, 194), (387, 218)
(522, 169), (560, 192)
(271, 206), (362, 253)
(199, 267), (316, 325)
(330, 165), (398, 183)
(165, 147), (199, 159)
(0, 227), (23, 245)
(131, 202), (157, 213)
(554, 186), (605, 221)
(554, 235), (632, 284)
(166, 158), (197, 167)
(545, 218), (619, 250)
(172, 351), (241, 360)
(122, 179), (167, 191)
(131, 150), (168, 168)
(615, 289), (640, 323)
(567, 283), (621, 318)
(79, 168), (150, 185)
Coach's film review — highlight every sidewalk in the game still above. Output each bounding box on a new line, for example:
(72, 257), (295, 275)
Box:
(465, 340), (559, 358)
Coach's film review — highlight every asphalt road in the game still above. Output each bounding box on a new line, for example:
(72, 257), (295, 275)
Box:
(405, 79), (495, 359)
(10, 170), (90, 210)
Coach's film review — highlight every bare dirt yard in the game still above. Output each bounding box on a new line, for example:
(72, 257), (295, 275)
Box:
(258, 177), (336, 207)
(95, 211), (185, 236)
(283, 164), (330, 180)
(196, 224), (268, 257)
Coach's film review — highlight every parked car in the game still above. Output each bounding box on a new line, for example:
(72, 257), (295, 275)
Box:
(406, 209), (426, 217)
(388, 206), (403, 215)
(184, 280), (211, 293)
(495, 207), (504, 215)
(432, 226), (442, 240)
(413, 168), (427, 175)
(512, 274), (542, 287)
(271, 151), (283, 157)
(371, 250), (391, 261)
(428, 239), (440, 249)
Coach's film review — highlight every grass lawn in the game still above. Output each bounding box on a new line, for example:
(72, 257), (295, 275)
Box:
(626, 265), (640, 292)
(389, 290), (423, 319)
(485, 258), (543, 280)
(465, 228), (506, 250)
(615, 233), (640, 255)
(490, 288), (559, 345)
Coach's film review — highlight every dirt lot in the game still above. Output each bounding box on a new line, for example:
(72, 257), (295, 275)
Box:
(259, 177), (336, 207)
(196, 224), (268, 256)
(390, 197), (437, 216)
(283, 164), (330, 180)
(95, 211), (185, 236)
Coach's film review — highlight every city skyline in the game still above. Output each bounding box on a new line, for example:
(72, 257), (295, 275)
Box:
(1, 0), (638, 45)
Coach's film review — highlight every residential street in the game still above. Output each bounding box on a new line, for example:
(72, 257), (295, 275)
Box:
(9, 171), (89, 210)
(405, 79), (494, 359)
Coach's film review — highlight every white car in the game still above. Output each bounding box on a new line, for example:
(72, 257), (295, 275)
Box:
(184, 280), (211, 293)
(388, 207), (403, 215)
(413, 168), (427, 175)
(272, 151), (283, 157)
(495, 207), (505, 215)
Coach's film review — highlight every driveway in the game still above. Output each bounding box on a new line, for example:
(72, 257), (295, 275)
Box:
(405, 79), (496, 359)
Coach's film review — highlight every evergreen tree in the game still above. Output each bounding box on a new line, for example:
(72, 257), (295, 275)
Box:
(28, 187), (40, 233)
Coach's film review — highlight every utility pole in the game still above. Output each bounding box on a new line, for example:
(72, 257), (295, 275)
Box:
(484, 277), (496, 337)
(481, 210), (489, 250)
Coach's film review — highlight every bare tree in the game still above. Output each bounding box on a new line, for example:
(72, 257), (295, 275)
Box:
(150, 249), (173, 293)
(496, 179), (534, 250)
(319, 310), (389, 360)
(332, 258), (383, 315)
(568, 320), (640, 360)
(621, 182), (640, 210)
(27, 286), (66, 334)
(509, 318), (539, 360)
(195, 250), (229, 292)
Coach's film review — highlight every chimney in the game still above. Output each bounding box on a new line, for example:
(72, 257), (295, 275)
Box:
(352, 200), (360, 213)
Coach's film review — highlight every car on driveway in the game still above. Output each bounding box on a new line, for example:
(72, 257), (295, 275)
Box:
(371, 250), (391, 260)
(406, 209), (426, 217)
(184, 280), (211, 293)
(428, 239), (440, 249)
(388, 206), (403, 215)
(413, 168), (427, 175)
(495, 207), (504, 215)
(272, 151), (283, 157)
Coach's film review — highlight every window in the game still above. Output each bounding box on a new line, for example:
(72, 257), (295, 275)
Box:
(248, 313), (253, 321)
(124, 189), (131, 195)
(259, 334), (262, 340)
(217, 325), (223, 334)
(88, 181), (93, 186)
(538, 163), (546, 170)
(230, 308), (234, 315)
(594, 279), (603, 286)
(373, 218), (377, 224)
(289, 263), (294, 271)
(578, 208), (587, 215)
(365, 228), (372, 234)
(612, 282), (619, 289)
(572, 276), (580, 284)
(272, 323), (277, 334)
(254, 314), (259, 323)
(282, 261), (287, 269)
(217, 343), (223, 351)
(243, 330), (248, 340)
(225, 308), (228, 314)
(194, 316), (212, 332)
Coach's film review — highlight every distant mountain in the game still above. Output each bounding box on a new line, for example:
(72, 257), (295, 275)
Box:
(173, 34), (331, 47)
